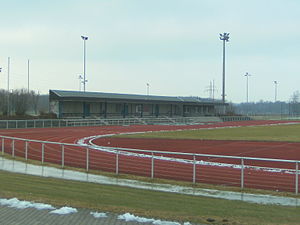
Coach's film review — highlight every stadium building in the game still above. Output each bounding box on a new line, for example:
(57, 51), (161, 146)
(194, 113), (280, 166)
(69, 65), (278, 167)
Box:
(49, 90), (226, 118)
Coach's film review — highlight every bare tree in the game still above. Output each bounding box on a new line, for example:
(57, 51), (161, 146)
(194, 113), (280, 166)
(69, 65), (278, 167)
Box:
(11, 89), (30, 115)
(0, 89), (40, 116)
(290, 91), (300, 115)
(0, 90), (7, 115)
(30, 90), (40, 115)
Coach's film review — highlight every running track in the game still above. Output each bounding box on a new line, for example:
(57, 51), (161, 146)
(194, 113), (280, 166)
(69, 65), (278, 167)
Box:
(0, 120), (300, 193)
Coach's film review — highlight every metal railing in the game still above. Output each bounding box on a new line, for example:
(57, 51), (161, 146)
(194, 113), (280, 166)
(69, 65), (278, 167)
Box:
(0, 134), (299, 194)
(0, 117), (222, 129)
(1, 115), (300, 130)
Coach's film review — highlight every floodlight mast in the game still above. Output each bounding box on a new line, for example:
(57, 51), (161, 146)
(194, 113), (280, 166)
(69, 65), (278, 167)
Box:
(274, 81), (278, 102)
(245, 72), (251, 103)
(219, 33), (229, 103)
(146, 83), (150, 96)
(81, 36), (88, 92)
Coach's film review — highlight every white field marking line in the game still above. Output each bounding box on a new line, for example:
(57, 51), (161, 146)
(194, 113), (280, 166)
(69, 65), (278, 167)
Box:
(76, 124), (300, 175)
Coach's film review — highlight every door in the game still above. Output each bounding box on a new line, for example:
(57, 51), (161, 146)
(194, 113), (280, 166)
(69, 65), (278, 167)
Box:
(83, 102), (90, 118)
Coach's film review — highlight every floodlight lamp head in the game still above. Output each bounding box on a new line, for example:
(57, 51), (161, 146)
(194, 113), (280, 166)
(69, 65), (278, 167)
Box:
(219, 32), (229, 41)
(81, 36), (88, 40)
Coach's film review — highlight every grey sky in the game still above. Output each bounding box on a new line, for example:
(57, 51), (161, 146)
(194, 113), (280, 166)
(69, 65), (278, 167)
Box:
(0, 0), (299, 103)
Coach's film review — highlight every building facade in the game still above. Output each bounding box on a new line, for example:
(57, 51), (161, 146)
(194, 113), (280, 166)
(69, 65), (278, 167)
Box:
(49, 90), (226, 118)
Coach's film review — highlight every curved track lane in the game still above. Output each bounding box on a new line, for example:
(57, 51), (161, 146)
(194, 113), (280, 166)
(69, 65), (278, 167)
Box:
(1, 120), (299, 193)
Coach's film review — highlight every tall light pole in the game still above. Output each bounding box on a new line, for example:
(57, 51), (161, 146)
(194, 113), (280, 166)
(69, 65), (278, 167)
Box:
(147, 83), (150, 96)
(7, 57), (10, 116)
(219, 32), (230, 103)
(274, 81), (278, 102)
(78, 75), (83, 91)
(27, 59), (30, 93)
(245, 72), (251, 103)
(81, 35), (88, 92)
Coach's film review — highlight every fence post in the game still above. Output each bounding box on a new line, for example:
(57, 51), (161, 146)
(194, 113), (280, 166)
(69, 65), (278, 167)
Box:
(12, 139), (15, 158)
(151, 152), (154, 179)
(61, 144), (64, 168)
(41, 143), (44, 164)
(241, 158), (244, 189)
(25, 141), (28, 161)
(116, 150), (119, 175)
(296, 162), (299, 195)
(193, 154), (196, 184)
(1, 138), (4, 155)
(86, 148), (89, 172)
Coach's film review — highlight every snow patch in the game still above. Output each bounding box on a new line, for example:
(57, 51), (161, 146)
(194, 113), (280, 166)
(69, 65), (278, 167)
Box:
(117, 212), (188, 225)
(90, 211), (108, 218)
(0, 198), (55, 210)
(50, 206), (78, 215)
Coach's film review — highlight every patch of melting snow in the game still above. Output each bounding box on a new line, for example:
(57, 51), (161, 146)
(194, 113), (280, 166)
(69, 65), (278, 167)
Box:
(0, 197), (78, 215)
(90, 211), (108, 218)
(0, 197), (55, 210)
(117, 212), (190, 225)
(0, 197), (190, 224)
(50, 206), (78, 215)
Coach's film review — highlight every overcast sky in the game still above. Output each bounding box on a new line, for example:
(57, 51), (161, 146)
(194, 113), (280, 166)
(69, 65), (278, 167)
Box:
(0, 0), (299, 103)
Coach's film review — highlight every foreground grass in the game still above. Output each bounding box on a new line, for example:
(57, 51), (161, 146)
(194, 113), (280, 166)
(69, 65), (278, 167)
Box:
(0, 170), (300, 225)
(118, 124), (300, 142)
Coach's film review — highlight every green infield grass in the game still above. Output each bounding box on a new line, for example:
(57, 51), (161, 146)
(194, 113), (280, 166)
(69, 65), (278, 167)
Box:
(1, 170), (300, 225)
(117, 124), (300, 142)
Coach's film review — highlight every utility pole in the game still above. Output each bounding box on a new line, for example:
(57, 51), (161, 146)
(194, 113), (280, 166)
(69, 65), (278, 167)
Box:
(205, 80), (217, 100)
(219, 33), (230, 103)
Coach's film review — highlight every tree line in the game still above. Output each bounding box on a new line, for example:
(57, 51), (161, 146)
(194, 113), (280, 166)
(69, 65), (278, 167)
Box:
(0, 89), (40, 116)
(233, 91), (300, 115)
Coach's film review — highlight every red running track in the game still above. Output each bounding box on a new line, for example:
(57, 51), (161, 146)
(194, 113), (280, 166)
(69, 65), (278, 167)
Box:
(0, 120), (299, 193)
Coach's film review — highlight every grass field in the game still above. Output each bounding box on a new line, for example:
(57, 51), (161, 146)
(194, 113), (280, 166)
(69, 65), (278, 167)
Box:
(1, 170), (300, 225)
(118, 124), (300, 142)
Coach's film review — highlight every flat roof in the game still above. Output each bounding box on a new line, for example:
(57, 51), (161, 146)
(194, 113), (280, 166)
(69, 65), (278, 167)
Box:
(50, 90), (224, 104)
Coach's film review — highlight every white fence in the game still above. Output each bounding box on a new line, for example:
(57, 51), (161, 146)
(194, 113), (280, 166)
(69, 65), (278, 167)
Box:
(1, 115), (300, 130)
(0, 135), (299, 194)
(0, 117), (222, 129)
